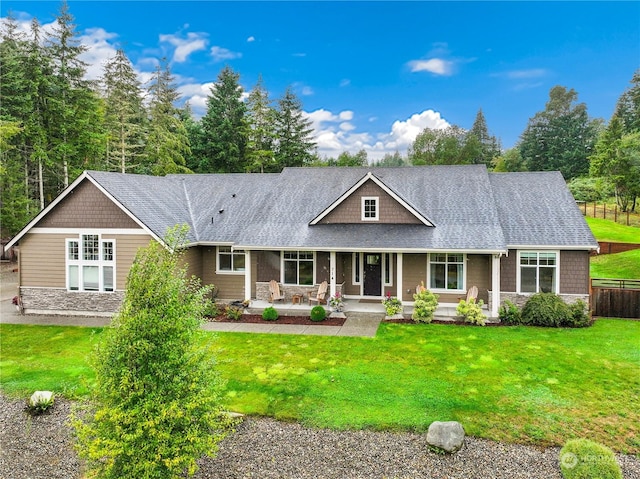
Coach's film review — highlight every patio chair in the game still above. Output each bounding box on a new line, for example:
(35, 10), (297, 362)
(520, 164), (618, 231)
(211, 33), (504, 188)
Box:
(308, 280), (328, 305)
(269, 280), (285, 303)
(465, 285), (478, 302)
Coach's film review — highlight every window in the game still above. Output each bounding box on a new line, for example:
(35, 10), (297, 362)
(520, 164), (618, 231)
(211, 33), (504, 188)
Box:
(283, 251), (314, 285)
(519, 251), (558, 293)
(66, 234), (115, 292)
(217, 246), (245, 272)
(384, 253), (392, 285)
(429, 253), (464, 291)
(353, 253), (361, 284)
(362, 196), (379, 221)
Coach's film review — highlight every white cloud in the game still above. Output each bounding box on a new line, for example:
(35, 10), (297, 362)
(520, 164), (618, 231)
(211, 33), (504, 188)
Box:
(78, 28), (119, 81)
(210, 45), (242, 62)
(247, 36), (255, 42)
(505, 68), (547, 79)
(339, 79), (351, 87)
(408, 58), (453, 75)
(301, 86), (314, 96)
(159, 32), (208, 63)
(306, 108), (450, 161)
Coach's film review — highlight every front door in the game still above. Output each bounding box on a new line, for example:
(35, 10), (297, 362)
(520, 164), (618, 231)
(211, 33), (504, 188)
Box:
(363, 253), (382, 296)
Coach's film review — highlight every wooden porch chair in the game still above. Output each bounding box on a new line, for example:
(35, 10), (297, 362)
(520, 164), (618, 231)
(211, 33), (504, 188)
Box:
(269, 280), (285, 303)
(466, 285), (478, 302)
(308, 281), (328, 305)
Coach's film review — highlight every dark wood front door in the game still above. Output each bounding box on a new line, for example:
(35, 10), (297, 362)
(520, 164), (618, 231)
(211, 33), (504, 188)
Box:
(363, 253), (382, 296)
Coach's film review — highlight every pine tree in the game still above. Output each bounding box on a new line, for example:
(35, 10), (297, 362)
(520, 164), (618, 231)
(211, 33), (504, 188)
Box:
(101, 49), (147, 173)
(613, 69), (640, 134)
(246, 75), (276, 172)
(273, 87), (316, 168)
(200, 66), (248, 173)
(144, 59), (191, 176)
(468, 109), (501, 166)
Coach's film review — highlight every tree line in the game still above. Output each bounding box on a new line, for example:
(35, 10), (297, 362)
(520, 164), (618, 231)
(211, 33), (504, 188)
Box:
(1, 2), (639, 239)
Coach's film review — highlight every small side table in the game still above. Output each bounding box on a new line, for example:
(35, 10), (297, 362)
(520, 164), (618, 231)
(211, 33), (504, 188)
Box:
(291, 294), (303, 305)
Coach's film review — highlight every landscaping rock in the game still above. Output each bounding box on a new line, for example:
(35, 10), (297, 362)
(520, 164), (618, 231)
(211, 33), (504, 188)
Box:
(29, 391), (54, 408)
(426, 420), (465, 453)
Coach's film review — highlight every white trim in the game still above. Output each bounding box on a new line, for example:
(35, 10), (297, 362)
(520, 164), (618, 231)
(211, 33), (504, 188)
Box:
(352, 252), (362, 285)
(216, 245), (246, 275)
(516, 250), (560, 294)
(383, 252), (393, 286)
(65, 233), (116, 293)
(491, 254), (501, 317)
(244, 250), (252, 300)
(361, 196), (379, 221)
(397, 252), (403, 303)
(235, 245), (506, 254)
(508, 244), (597, 251)
(309, 171), (435, 226)
(30, 228), (149, 235)
(330, 251), (337, 298)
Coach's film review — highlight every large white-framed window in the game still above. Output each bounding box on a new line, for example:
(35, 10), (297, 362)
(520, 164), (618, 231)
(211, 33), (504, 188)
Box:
(217, 246), (245, 273)
(282, 251), (314, 285)
(429, 253), (465, 292)
(66, 234), (115, 292)
(361, 196), (379, 221)
(518, 251), (559, 294)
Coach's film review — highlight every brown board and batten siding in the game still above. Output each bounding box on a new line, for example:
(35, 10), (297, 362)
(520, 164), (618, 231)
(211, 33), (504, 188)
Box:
(318, 180), (422, 224)
(201, 247), (244, 299)
(20, 233), (152, 290)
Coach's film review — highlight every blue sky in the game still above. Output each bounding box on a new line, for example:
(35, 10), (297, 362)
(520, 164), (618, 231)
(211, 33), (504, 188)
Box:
(2, 1), (639, 160)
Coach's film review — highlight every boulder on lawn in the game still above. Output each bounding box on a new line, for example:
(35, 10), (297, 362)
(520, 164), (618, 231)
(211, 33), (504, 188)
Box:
(426, 420), (465, 453)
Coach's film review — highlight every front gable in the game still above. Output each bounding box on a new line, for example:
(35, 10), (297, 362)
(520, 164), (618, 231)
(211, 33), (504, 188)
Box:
(310, 172), (434, 226)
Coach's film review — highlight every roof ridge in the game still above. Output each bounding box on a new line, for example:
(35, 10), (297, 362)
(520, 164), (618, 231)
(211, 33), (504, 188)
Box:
(180, 177), (199, 242)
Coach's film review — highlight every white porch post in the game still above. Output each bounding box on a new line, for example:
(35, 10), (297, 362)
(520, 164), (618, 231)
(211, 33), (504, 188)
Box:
(329, 251), (337, 298)
(244, 250), (252, 300)
(491, 253), (501, 317)
(397, 253), (404, 302)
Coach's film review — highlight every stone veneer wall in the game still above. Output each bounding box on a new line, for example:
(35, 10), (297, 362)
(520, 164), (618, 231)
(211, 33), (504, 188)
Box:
(487, 291), (590, 313)
(255, 282), (343, 302)
(20, 287), (124, 316)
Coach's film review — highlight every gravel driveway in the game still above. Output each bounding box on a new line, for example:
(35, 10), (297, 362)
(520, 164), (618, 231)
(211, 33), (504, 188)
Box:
(2, 394), (639, 479)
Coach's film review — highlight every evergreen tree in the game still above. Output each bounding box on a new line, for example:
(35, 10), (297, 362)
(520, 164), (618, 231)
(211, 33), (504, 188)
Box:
(200, 66), (248, 173)
(371, 151), (407, 167)
(181, 103), (206, 173)
(613, 69), (640, 134)
(519, 85), (599, 180)
(73, 225), (232, 479)
(468, 109), (501, 166)
(144, 60), (191, 176)
(101, 48), (147, 173)
(246, 75), (276, 172)
(273, 87), (316, 168)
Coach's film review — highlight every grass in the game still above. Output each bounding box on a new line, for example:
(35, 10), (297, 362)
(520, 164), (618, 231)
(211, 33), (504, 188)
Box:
(591, 249), (640, 279)
(586, 217), (640, 243)
(2, 320), (639, 453)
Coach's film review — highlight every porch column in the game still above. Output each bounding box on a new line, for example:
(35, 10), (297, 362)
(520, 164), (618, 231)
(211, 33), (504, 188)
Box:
(397, 253), (404, 303)
(329, 251), (336, 298)
(491, 254), (501, 317)
(244, 250), (252, 300)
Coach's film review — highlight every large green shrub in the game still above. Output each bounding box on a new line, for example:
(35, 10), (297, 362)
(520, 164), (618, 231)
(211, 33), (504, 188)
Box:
(559, 438), (622, 479)
(412, 286), (439, 323)
(72, 225), (231, 479)
(498, 300), (521, 325)
(262, 306), (278, 321)
(456, 298), (486, 326)
(521, 293), (570, 327)
(521, 293), (592, 328)
(310, 305), (327, 322)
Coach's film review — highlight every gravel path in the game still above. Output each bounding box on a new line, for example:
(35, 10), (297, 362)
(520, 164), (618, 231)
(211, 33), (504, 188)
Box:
(1, 394), (639, 479)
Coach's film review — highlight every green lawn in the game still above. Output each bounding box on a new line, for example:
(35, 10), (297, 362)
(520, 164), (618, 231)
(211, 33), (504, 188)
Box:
(591, 249), (640, 279)
(586, 217), (640, 243)
(1, 320), (639, 453)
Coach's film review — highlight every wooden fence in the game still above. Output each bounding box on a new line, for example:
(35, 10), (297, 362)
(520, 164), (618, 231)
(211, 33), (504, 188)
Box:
(591, 278), (640, 318)
(578, 201), (640, 227)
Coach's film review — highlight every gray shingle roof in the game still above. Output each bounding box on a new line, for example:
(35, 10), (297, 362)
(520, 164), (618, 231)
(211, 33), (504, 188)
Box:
(85, 166), (597, 252)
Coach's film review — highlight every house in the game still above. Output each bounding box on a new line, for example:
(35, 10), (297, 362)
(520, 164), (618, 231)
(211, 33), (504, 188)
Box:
(4, 165), (598, 317)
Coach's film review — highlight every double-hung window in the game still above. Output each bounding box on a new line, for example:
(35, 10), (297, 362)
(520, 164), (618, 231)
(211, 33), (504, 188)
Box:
(519, 251), (558, 293)
(429, 253), (464, 291)
(66, 234), (115, 292)
(283, 251), (314, 285)
(217, 246), (245, 273)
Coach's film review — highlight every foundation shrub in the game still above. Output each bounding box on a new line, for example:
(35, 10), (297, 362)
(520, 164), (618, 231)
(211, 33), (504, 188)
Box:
(262, 306), (278, 321)
(310, 306), (327, 322)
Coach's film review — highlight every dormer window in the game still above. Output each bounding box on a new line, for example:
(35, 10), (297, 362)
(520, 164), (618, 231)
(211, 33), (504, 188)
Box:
(362, 196), (379, 221)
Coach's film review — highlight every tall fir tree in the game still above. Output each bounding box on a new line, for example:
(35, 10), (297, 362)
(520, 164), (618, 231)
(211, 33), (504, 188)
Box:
(519, 85), (599, 180)
(144, 59), (191, 176)
(200, 66), (248, 173)
(613, 69), (640, 134)
(273, 87), (316, 168)
(101, 48), (147, 173)
(468, 109), (501, 166)
(246, 75), (276, 172)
